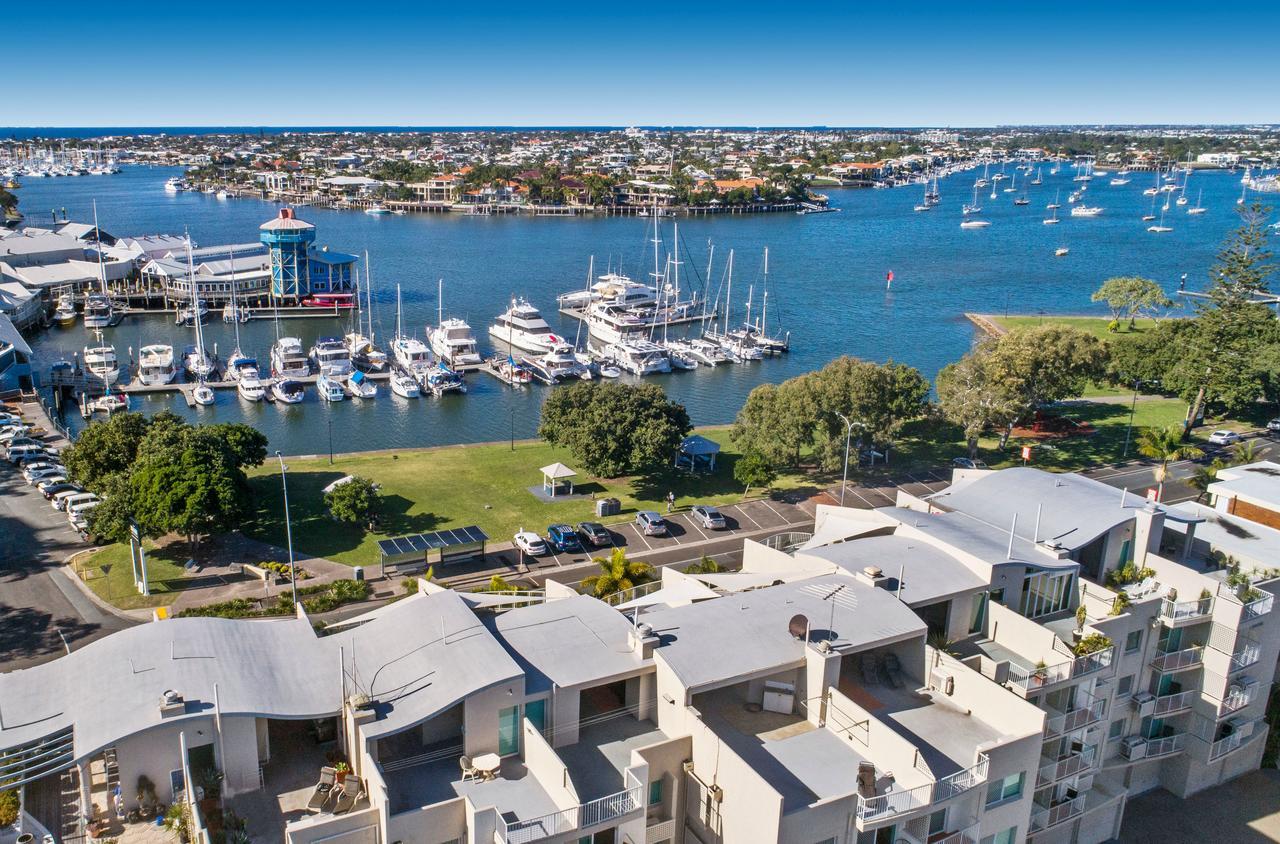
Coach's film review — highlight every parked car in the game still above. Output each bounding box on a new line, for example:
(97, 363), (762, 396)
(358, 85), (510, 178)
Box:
(56, 492), (98, 513)
(577, 521), (612, 547)
(513, 529), (548, 556)
(24, 465), (66, 484)
(1208, 430), (1243, 446)
(635, 511), (668, 536)
(40, 481), (81, 499)
(0, 426), (31, 443)
(952, 457), (989, 469)
(690, 504), (727, 530)
(1267, 418), (1280, 434)
(547, 523), (583, 553)
(8, 445), (49, 464)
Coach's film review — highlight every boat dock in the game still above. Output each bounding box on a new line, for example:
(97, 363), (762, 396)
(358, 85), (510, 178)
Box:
(557, 305), (710, 328)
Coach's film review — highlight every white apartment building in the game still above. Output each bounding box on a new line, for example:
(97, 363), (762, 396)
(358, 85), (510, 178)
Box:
(1, 466), (1275, 844)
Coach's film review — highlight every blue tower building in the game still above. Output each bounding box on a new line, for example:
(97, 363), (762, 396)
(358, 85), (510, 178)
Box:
(260, 208), (316, 299)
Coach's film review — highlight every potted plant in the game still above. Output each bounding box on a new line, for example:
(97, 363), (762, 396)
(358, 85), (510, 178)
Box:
(1073, 605), (1088, 642)
(334, 760), (351, 785)
(1033, 659), (1048, 685)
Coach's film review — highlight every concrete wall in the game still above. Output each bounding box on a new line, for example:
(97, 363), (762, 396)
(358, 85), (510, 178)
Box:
(218, 715), (262, 797)
(550, 688), (580, 749)
(386, 796), (467, 844)
(464, 682), (521, 757)
(634, 734), (693, 836)
(985, 602), (1072, 674)
(680, 709), (784, 844)
(285, 805), (381, 843)
(114, 716), (216, 809)
(777, 796), (855, 844)
(520, 718), (579, 811)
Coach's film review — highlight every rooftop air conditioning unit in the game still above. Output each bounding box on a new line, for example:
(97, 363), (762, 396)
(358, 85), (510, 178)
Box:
(930, 668), (955, 696)
(1120, 736), (1147, 760)
(1226, 717), (1255, 740)
(1131, 691), (1156, 716)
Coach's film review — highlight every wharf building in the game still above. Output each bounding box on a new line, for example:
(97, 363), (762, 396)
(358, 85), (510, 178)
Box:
(1, 465), (1277, 844)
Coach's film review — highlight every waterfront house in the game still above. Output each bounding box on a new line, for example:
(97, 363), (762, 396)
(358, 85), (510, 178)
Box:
(0, 313), (34, 394)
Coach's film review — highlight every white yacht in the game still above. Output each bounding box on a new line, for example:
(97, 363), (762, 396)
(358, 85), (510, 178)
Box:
(525, 342), (590, 383)
(82, 341), (120, 386)
(137, 344), (177, 386)
(1070, 206), (1103, 217)
(54, 294), (77, 326)
(389, 369), (421, 398)
(176, 300), (209, 326)
(557, 272), (657, 310)
(960, 219), (991, 228)
(686, 338), (730, 366)
(661, 342), (699, 370)
(317, 372), (346, 402)
(347, 333), (388, 372)
(429, 318), (483, 369)
(423, 363), (467, 396)
(348, 370), (377, 399)
(270, 337), (310, 378)
(272, 379), (306, 404)
(603, 338), (670, 376)
(311, 337), (353, 376)
(584, 302), (649, 346)
(192, 383), (215, 406)
(392, 336), (431, 378)
(489, 298), (564, 354)
(237, 376), (267, 402)
(182, 344), (213, 379)
(82, 293), (114, 329)
(164, 177), (184, 193)
(226, 352), (257, 381)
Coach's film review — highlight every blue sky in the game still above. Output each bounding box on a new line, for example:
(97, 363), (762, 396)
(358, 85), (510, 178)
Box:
(8, 1), (1279, 126)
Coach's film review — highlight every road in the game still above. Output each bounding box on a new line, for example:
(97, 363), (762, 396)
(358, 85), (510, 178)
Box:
(0, 462), (131, 671)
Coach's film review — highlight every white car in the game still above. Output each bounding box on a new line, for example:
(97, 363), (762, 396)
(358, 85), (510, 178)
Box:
(1208, 430), (1243, 446)
(24, 465), (66, 484)
(513, 529), (548, 556)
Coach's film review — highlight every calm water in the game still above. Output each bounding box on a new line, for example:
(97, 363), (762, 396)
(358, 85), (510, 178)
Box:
(13, 165), (1260, 454)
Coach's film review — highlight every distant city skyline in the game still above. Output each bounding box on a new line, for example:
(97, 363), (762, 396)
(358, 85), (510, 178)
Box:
(8, 2), (1280, 126)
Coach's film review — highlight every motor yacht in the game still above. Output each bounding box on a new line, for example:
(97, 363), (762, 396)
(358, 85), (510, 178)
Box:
(584, 302), (649, 346)
(226, 351), (257, 381)
(960, 219), (991, 228)
(1070, 206), (1103, 217)
(389, 369), (421, 398)
(272, 379), (306, 404)
(237, 376), (267, 402)
(137, 344), (177, 386)
(82, 340), (120, 385)
(392, 335), (431, 379)
(429, 318), (483, 369)
(192, 383), (215, 406)
(311, 337), (353, 376)
(82, 293), (114, 329)
(270, 337), (310, 378)
(54, 293), (77, 326)
(557, 272), (657, 310)
(686, 338), (730, 366)
(525, 343), (590, 383)
(603, 338), (671, 376)
(489, 298), (564, 353)
(424, 362), (467, 396)
(317, 372), (346, 401)
(347, 333), (389, 372)
(348, 370), (377, 399)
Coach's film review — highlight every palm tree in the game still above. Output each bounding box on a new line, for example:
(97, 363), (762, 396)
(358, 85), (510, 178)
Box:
(1232, 438), (1261, 466)
(1136, 425), (1204, 500)
(1188, 458), (1226, 502)
(582, 548), (654, 599)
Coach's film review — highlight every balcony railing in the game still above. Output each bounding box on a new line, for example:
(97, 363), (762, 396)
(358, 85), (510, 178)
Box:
(1152, 690), (1196, 717)
(1145, 734), (1186, 759)
(1030, 795), (1086, 833)
(1009, 661), (1072, 691)
(1229, 643), (1261, 673)
(645, 819), (676, 843)
(498, 772), (643, 844)
(1208, 721), (1259, 761)
(1242, 593), (1274, 622)
(1219, 681), (1257, 717)
(1045, 689), (1106, 737)
(856, 755), (988, 826)
(1036, 746), (1096, 788)
(1070, 646), (1115, 679)
(1161, 595), (1214, 624)
(1150, 645), (1204, 673)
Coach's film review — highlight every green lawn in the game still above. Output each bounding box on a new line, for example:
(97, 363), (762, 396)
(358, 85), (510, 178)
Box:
(989, 314), (1164, 340)
(243, 428), (814, 568)
(74, 542), (190, 610)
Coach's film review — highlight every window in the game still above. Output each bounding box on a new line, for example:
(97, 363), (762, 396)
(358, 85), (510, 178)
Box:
(1125, 630), (1143, 653)
(981, 828), (1017, 844)
(928, 809), (947, 836)
(649, 778), (663, 806)
(1109, 719), (1126, 740)
(1117, 675), (1133, 697)
(985, 771), (1024, 807)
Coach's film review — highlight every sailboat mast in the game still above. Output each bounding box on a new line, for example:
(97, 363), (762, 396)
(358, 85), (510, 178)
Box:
(92, 200), (107, 296)
(396, 284), (403, 341)
(723, 250), (734, 336)
(760, 248), (769, 332)
(230, 244), (241, 350)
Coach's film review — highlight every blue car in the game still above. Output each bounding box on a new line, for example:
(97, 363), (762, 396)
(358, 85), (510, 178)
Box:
(547, 523), (583, 553)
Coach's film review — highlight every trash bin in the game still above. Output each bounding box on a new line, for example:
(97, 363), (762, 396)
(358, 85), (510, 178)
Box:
(352, 566), (364, 582)
(596, 497), (621, 517)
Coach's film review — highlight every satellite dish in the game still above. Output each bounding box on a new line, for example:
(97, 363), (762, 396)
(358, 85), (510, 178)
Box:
(788, 614), (810, 640)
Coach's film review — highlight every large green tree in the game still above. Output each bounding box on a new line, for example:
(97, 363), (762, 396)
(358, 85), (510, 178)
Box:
(60, 410), (154, 493)
(1090, 276), (1175, 327)
(325, 476), (381, 525)
(812, 357), (930, 469)
(984, 325), (1108, 442)
(538, 381), (691, 477)
(936, 341), (1023, 457)
(582, 548), (654, 599)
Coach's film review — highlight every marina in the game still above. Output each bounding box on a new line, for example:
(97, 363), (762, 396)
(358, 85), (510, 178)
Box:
(9, 162), (1269, 453)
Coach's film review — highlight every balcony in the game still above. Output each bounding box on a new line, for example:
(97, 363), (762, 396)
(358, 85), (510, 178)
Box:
(1228, 642), (1261, 673)
(645, 819), (676, 843)
(1208, 721), (1259, 762)
(1242, 593), (1274, 622)
(1036, 746), (1096, 788)
(1030, 795), (1085, 833)
(1218, 680), (1258, 717)
(1070, 645), (1115, 679)
(497, 772), (644, 844)
(902, 817), (980, 844)
(1045, 689), (1106, 737)
(1160, 596), (1213, 626)
(1145, 734), (1186, 759)
(1151, 690), (1196, 717)
(1150, 645), (1204, 673)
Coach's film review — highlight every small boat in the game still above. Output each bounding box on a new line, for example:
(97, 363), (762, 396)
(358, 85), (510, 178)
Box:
(317, 372), (346, 402)
(192, 383), (215, 406)
(301, 292), (356, 309)
(89, 393), (130, 414)
(54, 294), (77, 326)
(365, 205), (391, 215)
(272, 379), (305, 404)
(960, 220), (991, 228)
(1110, 177), (1131, 186)
(83, 338), (121, 385)
(1070, 206), (1103, 217)
(493, 356), (534, 386)
(424, 362), (467, 396)
(1187, 189), (1206, 215)
(176, 300), (209, 326)
(1013, 197), (1029, 206)
(222, 301), (251, 323)
(238, 377), (267, 402)
(348, 370), (377, 399)
(598, 364), (622, 378)
(665, 344), (699, 370)
(1148, 225), (1173, 233)
(215, 190), (228, 200)
(389, 369), (421, 398)
(1055, 247), (1069, 257)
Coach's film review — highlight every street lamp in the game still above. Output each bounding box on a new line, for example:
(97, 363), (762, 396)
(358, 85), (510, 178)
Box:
(327, 415), (333, 465)
(835, 412), (858, 507)
(510, 407), (516, 452)
(1122, 379), (1141, 458)
(275, 450), (298, 606)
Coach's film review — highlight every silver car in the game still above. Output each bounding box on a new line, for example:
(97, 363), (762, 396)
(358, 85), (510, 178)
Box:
(690, 505), (727, 530)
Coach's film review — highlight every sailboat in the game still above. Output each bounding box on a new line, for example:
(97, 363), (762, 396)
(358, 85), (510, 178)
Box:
(222, 253), (251, 324)
(346, 253), (389, 372)
(1003, 172), (1017, 194)
(1031, 167), (1043, 186)
(1043, 201), (1060, 225)
(1148, 203), (1173, 233)
(1238, 183), (1247, 205)
(963, 184), (982, 216)
(1046, 190), (1061, 210)
(82, 201), (115, 329)
(225, 250), (255, 380)
(744, 247), (788, 353)
(1187, 189), (1206, 215)
(181, 237), (214, 380)
(389, 284), (423, 397)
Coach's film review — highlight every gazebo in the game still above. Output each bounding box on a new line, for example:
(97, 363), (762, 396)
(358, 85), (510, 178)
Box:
(676, 435), (720, 473)
(540, 462), (578, 497)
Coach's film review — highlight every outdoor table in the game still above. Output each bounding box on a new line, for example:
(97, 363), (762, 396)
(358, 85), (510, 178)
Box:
(473, 752), (502, 780)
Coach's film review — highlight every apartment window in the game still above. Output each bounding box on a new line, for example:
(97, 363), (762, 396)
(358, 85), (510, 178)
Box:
(1109, 719), (1126, 740)
(928, 809), (947, 836)
(981, 828), (1017, 844)
(649, 778), (663, 806)
(1117, 675), (1133, 698)
(1125, 630), (1143, 653)
(985, 771), (1024, 807)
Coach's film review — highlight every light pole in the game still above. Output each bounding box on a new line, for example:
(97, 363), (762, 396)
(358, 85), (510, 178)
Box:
(510, 407), (516, 452)
(836, 412), (857, 507)
(327, 415), (333, 465)
(1122, 379), (1141, 458)
(275, 451), (298, 606)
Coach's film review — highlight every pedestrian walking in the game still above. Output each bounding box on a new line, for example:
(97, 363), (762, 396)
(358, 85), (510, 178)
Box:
(666, 491), (675, 512)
